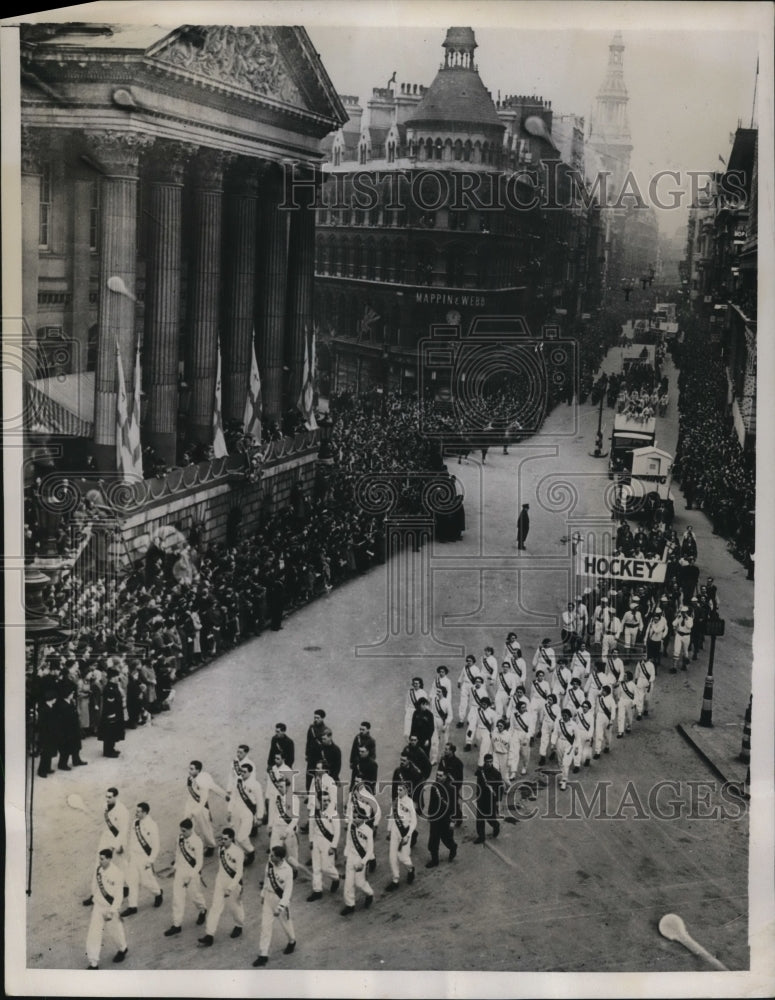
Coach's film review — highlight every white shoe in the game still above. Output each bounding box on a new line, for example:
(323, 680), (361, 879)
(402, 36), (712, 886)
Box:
(520, 767), (527, 775)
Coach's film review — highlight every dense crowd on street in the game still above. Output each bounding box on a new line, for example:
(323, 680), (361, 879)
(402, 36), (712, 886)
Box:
(671, 323), (755, 563)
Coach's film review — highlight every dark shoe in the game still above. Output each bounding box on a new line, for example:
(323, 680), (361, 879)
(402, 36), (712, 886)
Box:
(73, 759), (88, 766)
(603, 747), (610, 754)
(340, 905), (355, 916)
(154, 891), (163, 908)
(197, 935), (214, 947)
(455, 722), (465, 729)
(123, 907), (138, 916)
(464, 744), (472, 752)
(670, 667), (677, 674)
(593, 753), (600, 759)
(492, 825), (500, 839)
(283, 940), (296, 955)
(636, 714), (642, 721)
(584, 760), (591, 766)
(245, 852), (256, 867)
(37, 771), (49, 778)
(123, 885), (129, 898)
(367, 859), (376, 873)
(58, 764), (72, 771)
(364, 894), (373, 909)
(448, 845), (457, 862)
(473, 836), (485, 844)
(643, 710), (649, 717)
(252, 955), (268, 967)
(230, 926), (242, 939)
(112, 949), (127, 963)
(299, 823), (309, 834)
(330, 879), (340, 894)
(538, 755), (546, 765)
(410, 830), (418, 848)
(573, 765), (580, 773)
(204, 847), (215, 858)
(164, 925), (181, 937)
(83, 896), (93, 906)
(196, 910), (207, 925)
(385, 881), (399, 892)
(617, 734), (623, 739)
(307, 891), (323, 901)
(87, 964), (98, 969)
(104, 751), (120, 758)
(425, 859), (439, 869)
(407, 867), (415, 884)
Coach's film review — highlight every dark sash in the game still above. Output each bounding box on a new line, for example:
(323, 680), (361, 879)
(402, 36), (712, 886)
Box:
(545, 703), (559, 724)
(477, 706), (493, 731)
(187, 776), (202, 804)
(622, 681), (636, 702)
(472, 687), (486, 708)
(134, 818), (152, 856)
(540, 648), (552, 668)
(464, 663), (477, 685)
(498, 673), (513, 695)
(409, 688), (419, 708)
(513, 712), (529, 733)
(96, 866), (114, 905)
(557, 670), (570, 693)
(559, 720), (575, 743)
(179, 835), (197, 869)
(579, 713), (591, 732)
(598, 696), (612, 720)
(268, 768), (284, 794)
(267, 861), (284, 897)
(435, 694), (448, 721)
(219, 846), (238, 880)
(276, 795), (292, 825)
(533, 680), (549, 701)
(569, 688), (582, 709)
(237, 779), (257, 814)
(315, 813), (335, 842)
(591, 670), (603, 691)
(105, 807), (119, 837)
(394, 804), (409, 839)
(350, 824), (367, 859)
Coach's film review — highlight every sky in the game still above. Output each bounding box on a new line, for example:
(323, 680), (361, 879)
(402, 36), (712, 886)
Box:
(3, 2), (768, 237)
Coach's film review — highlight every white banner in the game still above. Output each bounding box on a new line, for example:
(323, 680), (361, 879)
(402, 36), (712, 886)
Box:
(577, 553), (666, 584)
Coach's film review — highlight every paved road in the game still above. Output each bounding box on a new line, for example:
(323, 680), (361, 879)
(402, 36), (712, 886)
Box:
(23, 348), (752, 976)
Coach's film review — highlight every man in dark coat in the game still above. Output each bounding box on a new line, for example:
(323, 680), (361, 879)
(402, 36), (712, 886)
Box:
(266, 723), (295, 770)
(437, 742), (464, 826)
(56, 683), (88, 770)
(516, 503), (530, 550)
(425, 771), (457, 867)
(37, 688), (59, 777)
(409, 698), (435, 759)
(98, 668), (125, 758)
(473, 754), (504, 844)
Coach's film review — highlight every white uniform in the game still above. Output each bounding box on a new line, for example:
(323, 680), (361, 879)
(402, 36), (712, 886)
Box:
(388, 795), (417, 882)
(309, 803), (341, 892)
(586, 666), (616, 704)
(507, 704), (535, 777)
(530, 676), (552, 730)
(490, 727), (512, 780)
(511, 656), (529, 692)
(230, 772), (262, 855)
(204, 841), (245, 936)
(617, 678), (638, 735)
(170, 830), (206, 927)
(672, 611), (694, 667)
(532, 644), (557, 680)
(621, 608), (644, 648)
(601, 615), (622, 656)
(538, 699), (561, 758)
(126, 813), (161, 908)
(429, 675), (453, 765)
(404, 684), (429, 739)
(562, 683), (586, 718)
(467, 701), (497, 765)
(504, 638), (523, 666)
(552, 665), (573, 702)
(592, 603), (612, 646)
(306, 770), (338, 820)
(606, 653), (625, 703)
(185, 770), (220, 849)
(226, 753), (257, 798)
(593, 693), (617, 754)
(86, 860), (127, 967)
(268, 788), (299, 866)
(480, 653), (499, 698)
(457, 660), (483, 724)
(574, 705), (595, 767)
(551, 717), (578, 785)
(258, 856), (295, 957)
(570, 647), (592, 687)
(634, 659), (655, 717)
(98, 802), (130, 863)
(345, 785), (382, 832)
(494, 667), (519, 718)
(343, 822), (374, 907)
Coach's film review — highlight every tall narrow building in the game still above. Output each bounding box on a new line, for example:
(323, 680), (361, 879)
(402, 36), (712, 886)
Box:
(588, 31), (633, 200)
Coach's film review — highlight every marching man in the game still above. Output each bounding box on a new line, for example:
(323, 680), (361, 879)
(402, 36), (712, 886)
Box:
(507, 699), (536, 778)
(307, 788), (341, 902)
(198, 828), (244, 947)
(494, 660), (519, 719)
(481, 646), (499, 698)
(671, 604), (694, 673)
(600, 605), (622, 656)
(266, 749), (295, 826)
(606, 649), (625, 703)
(532, 638), (557, 682)
(267, 773), (299, 869)
(228, 762), (261, 865)
(465, 685), (497, 764)
(550, 708), (578, 790)
(340, 812), (375, 916)
(252, 844), (296, 966)
(456, 655), (483, 729)
(593, 685), (617, 758)
(385, 782), (417, 892)
(225, 744), (256, 806)
(570, 641), (592, 687)
(537, 692), (561, 765)
(563, 676), (586, 717)
(163, 817), (206, 937)
(83, 787), (130, 907)
(552, 658), (573, 702)
(123, 802), (162, 915)
(644, 607), (668, 669)
(490, 718), (512, 779)
(404, 677), (429, 740)
(634, 656), (656, 719)
(530, 668), (552, 731)
(429, 665), (453, 766)
(617, 670), (638, 737)
(503, 632), (523, 666)
(591, 595), (612, 647)
(185, 760), (227, 857)
(86, 848), (127, 969)
(621, 601), (644, 648)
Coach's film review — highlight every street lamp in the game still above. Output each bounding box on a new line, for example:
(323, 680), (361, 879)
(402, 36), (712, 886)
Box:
(698, 615), (726, 727)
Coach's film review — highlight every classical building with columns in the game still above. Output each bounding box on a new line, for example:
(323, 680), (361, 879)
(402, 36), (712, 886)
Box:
(19, 23), (346, 557)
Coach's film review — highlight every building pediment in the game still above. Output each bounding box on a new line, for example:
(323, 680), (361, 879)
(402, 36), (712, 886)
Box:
(149, 26), (303, 106)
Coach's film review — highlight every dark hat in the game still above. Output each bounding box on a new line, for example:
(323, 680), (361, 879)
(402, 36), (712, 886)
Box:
(522, 503), (529, 508)
(483, 753), (494, 762)
(314, 709), (326, 719)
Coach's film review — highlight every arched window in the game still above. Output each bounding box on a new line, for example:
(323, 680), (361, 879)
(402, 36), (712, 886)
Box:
(454, 139), (463, 161)
(463, 140), (472, 163)
(434, 138), (443, 161)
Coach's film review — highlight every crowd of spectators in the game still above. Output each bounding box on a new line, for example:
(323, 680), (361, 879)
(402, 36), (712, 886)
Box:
(671, 322), (755, 567)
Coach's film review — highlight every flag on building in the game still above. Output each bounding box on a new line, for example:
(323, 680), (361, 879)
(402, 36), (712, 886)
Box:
(127, 342), (143, 472)
(297, 328), (317, 430)
(212, 336), (228, 458)
(115, 340), (142, 478)
(242, 334), (262, 442)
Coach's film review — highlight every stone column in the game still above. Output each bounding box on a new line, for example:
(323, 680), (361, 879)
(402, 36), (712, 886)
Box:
(187, 149), (229, 445)
(87, 130), (152, 472)
(222, 157), (259, 422)
(284, 164), (318, 410)
(143, 142), (189, 466)
(21, 126), (43, 344)
(255, 162), (289, 422)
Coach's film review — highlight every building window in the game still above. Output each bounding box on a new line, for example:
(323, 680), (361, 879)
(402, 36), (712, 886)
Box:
(39, 162), (51, 249)
(387, 141), (396, 164)
(89, 180), (100, 252)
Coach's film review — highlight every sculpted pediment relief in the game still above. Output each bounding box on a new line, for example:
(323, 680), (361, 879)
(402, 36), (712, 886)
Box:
(152, 25), (303, 107)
